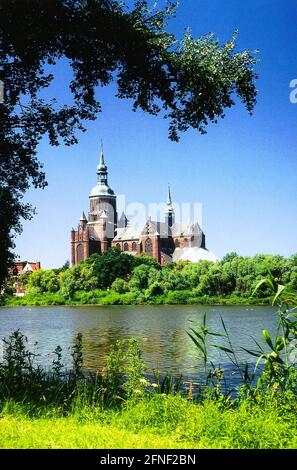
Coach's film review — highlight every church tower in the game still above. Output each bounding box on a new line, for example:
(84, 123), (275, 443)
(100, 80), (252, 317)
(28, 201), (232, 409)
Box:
(164, 185), (175, 228)
(71, 144), (117, 265)
(88, 142), (117, 240)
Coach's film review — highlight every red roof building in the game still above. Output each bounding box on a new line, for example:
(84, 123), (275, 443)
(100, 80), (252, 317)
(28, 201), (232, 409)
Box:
(10, 261), (41, 276)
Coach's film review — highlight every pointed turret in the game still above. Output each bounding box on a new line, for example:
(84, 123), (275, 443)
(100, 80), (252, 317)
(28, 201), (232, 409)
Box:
(98, 140), (106, 170)
(79, 210), (87, 227)
(80, 211), (87, 222)
(165, 184), (175, 228)
(118, 211), (128, 228)
(167, 184), (173, 208)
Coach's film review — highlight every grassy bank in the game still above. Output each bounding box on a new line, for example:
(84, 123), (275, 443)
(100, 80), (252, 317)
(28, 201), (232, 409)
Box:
(2, 291), (271, 307)
(1, 394), (297, 449)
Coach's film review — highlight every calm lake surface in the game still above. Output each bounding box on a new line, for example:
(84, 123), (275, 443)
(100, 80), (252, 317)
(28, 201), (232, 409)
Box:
(0, 305), (278, 378)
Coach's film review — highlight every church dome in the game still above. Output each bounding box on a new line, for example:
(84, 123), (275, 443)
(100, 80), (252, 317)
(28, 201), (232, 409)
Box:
(90, 183), (115, 197)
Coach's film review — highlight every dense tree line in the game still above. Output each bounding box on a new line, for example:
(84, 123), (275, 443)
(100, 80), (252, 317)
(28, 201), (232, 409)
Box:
(6, 249), (297, 305)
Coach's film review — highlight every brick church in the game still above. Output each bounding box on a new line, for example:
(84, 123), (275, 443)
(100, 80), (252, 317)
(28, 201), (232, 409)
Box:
(71, 146), (218, 266)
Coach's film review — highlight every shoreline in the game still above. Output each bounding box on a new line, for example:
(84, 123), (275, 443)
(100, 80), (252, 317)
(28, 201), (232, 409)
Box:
(1, 295), (272, 308)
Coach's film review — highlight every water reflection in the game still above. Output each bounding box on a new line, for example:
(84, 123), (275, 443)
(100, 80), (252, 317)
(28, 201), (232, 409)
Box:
(0, 305), (278, 377)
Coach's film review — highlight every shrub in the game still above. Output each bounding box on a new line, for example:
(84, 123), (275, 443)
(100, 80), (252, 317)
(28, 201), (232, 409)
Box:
(145, 281), (164, 298)
(100, 291), (122, 305)
(165, 290), (192, 304)
(111, 278), (130, 294)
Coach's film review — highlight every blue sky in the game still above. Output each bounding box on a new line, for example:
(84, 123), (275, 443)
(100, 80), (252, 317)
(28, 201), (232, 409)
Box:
(15, 0), (297, 268)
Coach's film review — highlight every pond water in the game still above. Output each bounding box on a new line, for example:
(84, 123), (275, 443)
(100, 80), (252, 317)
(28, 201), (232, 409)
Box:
(0, 305), (277, 381)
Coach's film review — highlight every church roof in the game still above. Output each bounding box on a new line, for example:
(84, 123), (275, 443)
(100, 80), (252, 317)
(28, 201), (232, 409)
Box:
(114, 219), (173, 242)
(90, 183), (115, 197)
(172, 247), (219, 263)
(113, 219), (205, 242)
(171, 221), (202, 237)
(141, 220), (171, 238)
(113, 226), (143, 241)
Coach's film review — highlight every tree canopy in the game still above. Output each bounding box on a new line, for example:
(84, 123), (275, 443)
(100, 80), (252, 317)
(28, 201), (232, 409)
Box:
(0, 0), (258, 285)
(5, 251), (297, 305)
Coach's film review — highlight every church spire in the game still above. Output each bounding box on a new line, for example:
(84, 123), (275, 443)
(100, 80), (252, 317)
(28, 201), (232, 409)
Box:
(99, 140), (106, 169)
(97, 141), (108, 185)
(167, 184), (173, 208)
(165, 184), (175, 227)
(90, 142), (115, 197)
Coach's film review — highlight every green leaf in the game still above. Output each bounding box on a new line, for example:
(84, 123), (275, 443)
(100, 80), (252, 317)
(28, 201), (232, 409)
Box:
(189, 328), (204, 343)
(189, 320), (203, 329)
(241, 347), (263, 358)
(262, 329), (274, 350)
(211, 344), (233, 354)
(208, 331), (225, 337)
(255, 354), (266, 369)
(203, 313), (207, 328)
(220, 317), (229, 336)
(243, 362), (253, 383)
(252, 278), (272, 296)
(187, 332), (204, 354)
(272, 284), (286, 306)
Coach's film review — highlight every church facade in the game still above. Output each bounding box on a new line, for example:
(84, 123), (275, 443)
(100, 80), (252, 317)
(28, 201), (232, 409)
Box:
(71, 147), (218, 265)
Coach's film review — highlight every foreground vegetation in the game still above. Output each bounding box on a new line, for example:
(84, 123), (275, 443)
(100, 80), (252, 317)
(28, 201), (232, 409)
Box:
(1, 394), (297, 449)
(1, 285), (297, 449)
(3, 249), (297, 306)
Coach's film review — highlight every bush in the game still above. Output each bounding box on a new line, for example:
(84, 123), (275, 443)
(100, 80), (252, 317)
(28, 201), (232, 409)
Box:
(100, 291), (123, 305)
(145, 281), (164, 298)
(26, 269), (60, 294)
(165, 290), (192, 304)
(7, 292), (65, 306)
(73, 290), (107, 304)
(119, 292), (139, 305)
(111, 278), (130, 294)
(129, 265), (153, 291)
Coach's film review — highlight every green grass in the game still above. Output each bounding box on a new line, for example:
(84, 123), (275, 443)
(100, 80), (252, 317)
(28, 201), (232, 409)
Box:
(1, 394), (297, 449)
(0, 415), (182, 449)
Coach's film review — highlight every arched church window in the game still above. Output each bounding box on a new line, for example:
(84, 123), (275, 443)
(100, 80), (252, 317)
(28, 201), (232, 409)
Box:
(77, 244), (84, 263)
(175, 239), (180, 248)
(124, 242), (129, 252)
(145, 238), (153, 256)
(116, 243), (121, 249)
(132, 242), (137, 251)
